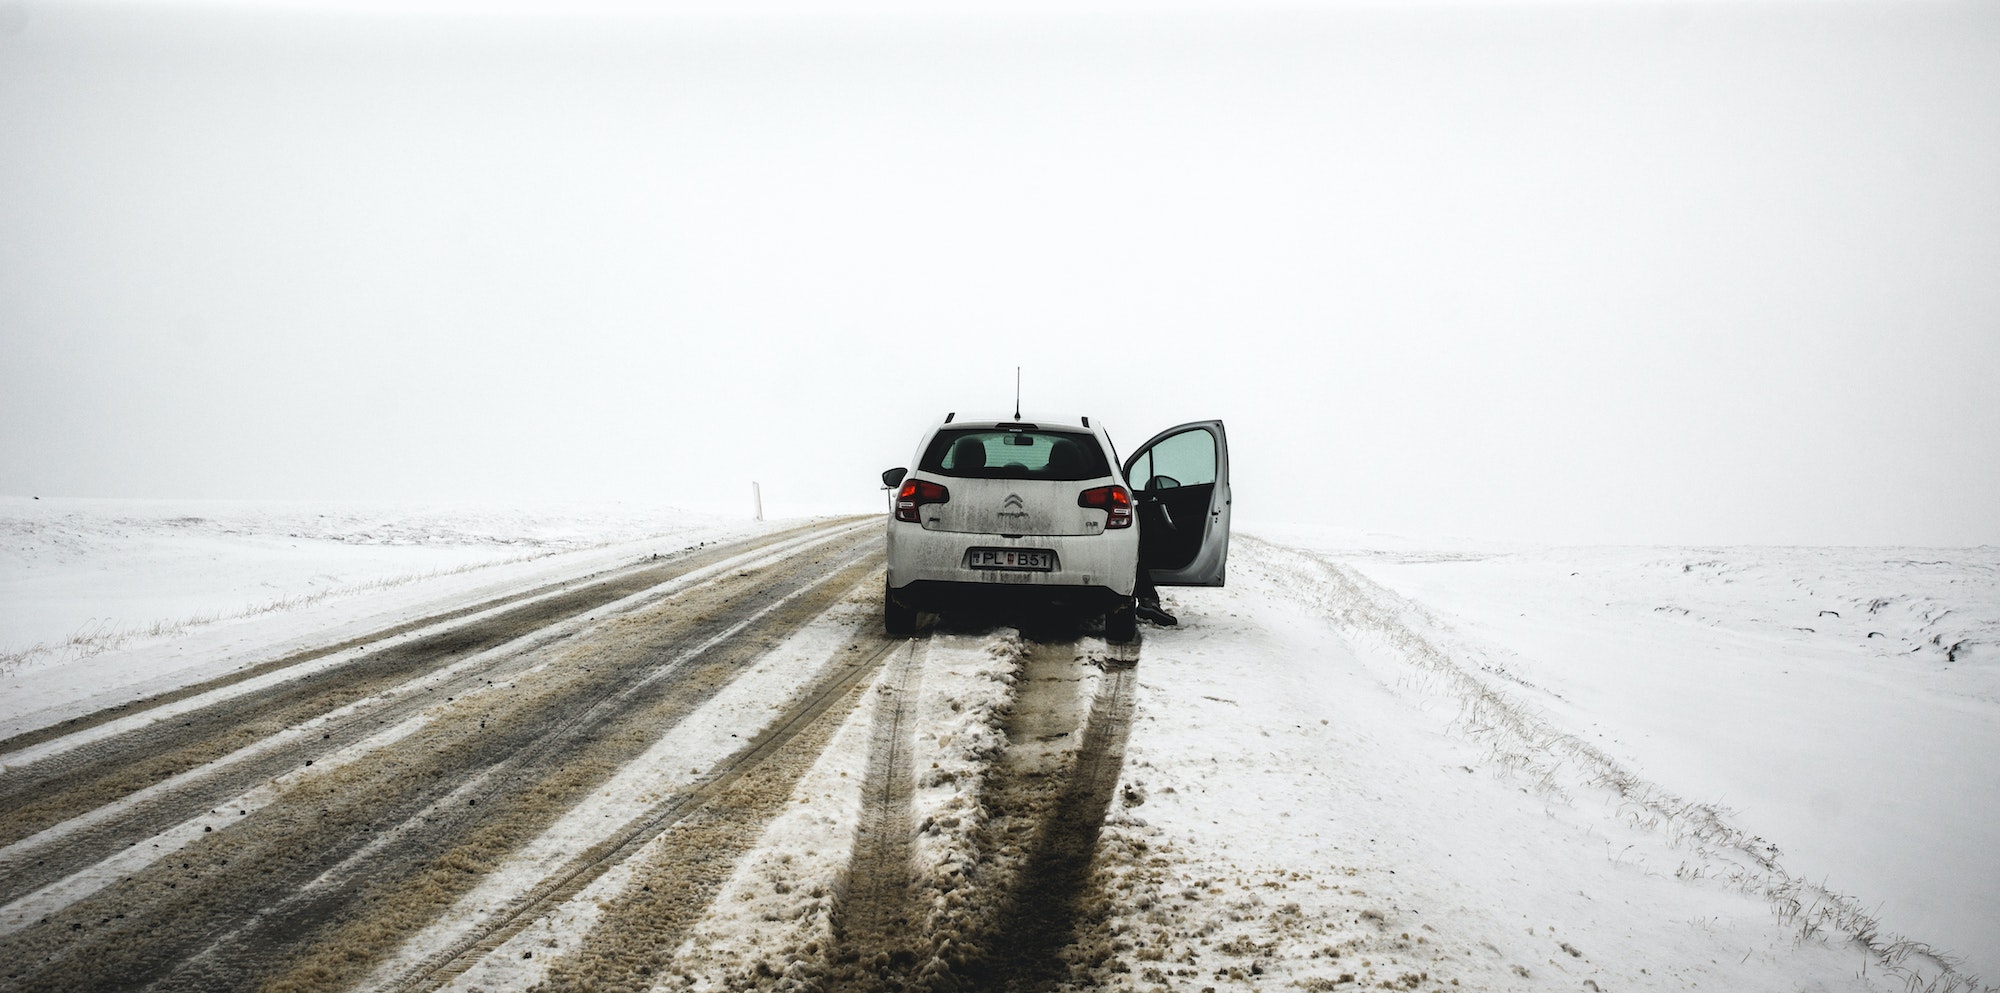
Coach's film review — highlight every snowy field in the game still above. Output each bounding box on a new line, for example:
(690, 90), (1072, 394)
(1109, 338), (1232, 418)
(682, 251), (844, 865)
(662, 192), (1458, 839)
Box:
(2, 498), (1994, 991)
(1221, 527), (1999, 989)
(0, 496), (764, 732)
(1251, 524), (2000, 981)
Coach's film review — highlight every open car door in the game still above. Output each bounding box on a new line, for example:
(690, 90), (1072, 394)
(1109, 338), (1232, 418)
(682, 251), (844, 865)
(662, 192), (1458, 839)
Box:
(1121, 420), (1231, 587)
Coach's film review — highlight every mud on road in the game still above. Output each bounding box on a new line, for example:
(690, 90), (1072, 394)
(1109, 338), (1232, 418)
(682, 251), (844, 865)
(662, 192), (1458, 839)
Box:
(0, 519), (1149, 993)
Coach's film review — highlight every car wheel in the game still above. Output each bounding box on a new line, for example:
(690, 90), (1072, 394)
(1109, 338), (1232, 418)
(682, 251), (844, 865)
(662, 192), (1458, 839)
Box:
(1104, 600), (1137, 643)
(884, 581), (918, 637)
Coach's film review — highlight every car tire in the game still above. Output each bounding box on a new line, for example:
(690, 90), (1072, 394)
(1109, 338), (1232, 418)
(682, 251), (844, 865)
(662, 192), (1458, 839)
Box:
(884, 581), (918, 637)
(1104, 600), (1138, 643)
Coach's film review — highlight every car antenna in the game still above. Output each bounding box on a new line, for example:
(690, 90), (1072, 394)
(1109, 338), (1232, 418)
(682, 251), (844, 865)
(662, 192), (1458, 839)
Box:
(1014, 366), (1021, 421)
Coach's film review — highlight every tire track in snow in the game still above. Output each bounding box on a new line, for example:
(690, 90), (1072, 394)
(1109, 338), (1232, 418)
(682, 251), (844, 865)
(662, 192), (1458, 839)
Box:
(867, 635), (1138, 993)
(370, 633), (914, 993)
(214, 543), (888, 993)
(821, 630), (930, 989)
(0, 522), (851, 862)
(0, 522), (869, 915)
(0, 527), (880, 993)
(522, 636), (914, 993)
(0, 517), (838, 759)
(958, 657), (1137, 993)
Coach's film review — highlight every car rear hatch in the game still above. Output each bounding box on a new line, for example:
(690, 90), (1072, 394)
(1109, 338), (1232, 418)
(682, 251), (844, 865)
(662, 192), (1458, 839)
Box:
(922, 477), (1114, 537)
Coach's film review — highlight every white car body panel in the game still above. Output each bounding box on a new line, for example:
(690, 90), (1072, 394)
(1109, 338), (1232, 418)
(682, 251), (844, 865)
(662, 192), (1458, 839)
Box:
(885, 418), (1138, 601)
(882, 414), (1230, 623)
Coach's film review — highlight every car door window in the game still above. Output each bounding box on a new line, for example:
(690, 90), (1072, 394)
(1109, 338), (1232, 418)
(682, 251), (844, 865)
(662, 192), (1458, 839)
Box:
(1123, 420), (1231, 587)
(1130, 428), (1215, 491)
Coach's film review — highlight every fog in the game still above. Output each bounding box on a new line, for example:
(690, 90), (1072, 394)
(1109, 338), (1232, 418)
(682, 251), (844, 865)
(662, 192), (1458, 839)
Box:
(3, 0), (1996, 544)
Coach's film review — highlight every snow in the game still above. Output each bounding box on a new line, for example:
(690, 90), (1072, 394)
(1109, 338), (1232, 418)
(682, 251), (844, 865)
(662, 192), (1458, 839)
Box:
(416, 598), (884, 993)
(3, 500), (1993, 992)
(662, 629), (1036, 991)
(0, 495), (754, 667)
(0, 496), (765, 733)
(1091, 585), (1871, 991)
(1244, 525), (2000, 987)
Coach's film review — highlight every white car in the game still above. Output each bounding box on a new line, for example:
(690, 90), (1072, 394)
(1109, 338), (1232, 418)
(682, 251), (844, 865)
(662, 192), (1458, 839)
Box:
(880, 415), (1231, 640)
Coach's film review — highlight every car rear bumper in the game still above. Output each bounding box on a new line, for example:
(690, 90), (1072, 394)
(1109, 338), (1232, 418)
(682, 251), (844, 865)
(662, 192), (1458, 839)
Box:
(886, 579), (1131, 614)
(884, 519), (1138, 605)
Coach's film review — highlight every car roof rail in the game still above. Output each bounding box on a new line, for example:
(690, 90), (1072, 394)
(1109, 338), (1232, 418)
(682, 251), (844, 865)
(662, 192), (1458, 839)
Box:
(944, 411), (955, 423)
(1081, 415), (1090, 427)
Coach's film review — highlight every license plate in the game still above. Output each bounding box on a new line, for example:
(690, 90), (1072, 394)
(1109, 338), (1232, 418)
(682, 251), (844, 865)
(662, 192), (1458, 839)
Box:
(965, 548), (1055, 572)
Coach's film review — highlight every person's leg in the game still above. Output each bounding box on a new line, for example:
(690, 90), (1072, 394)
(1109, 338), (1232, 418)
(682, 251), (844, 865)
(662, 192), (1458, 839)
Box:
(1134, 569), (1177, 626)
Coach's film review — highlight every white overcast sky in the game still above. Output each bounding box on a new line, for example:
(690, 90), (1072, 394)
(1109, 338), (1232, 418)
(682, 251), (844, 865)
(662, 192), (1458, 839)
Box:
(2, 0), (1996, 543)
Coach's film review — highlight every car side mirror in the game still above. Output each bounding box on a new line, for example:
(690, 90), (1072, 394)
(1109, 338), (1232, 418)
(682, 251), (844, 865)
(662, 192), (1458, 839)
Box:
(882, 467), (908, 488)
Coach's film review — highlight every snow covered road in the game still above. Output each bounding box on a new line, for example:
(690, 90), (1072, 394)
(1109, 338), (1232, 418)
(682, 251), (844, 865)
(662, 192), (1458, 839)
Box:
(0, 501), (1991, 992)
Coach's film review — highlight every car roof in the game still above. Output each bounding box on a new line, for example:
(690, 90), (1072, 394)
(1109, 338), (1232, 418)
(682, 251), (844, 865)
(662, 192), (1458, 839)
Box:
(935, 414), (1094, 432)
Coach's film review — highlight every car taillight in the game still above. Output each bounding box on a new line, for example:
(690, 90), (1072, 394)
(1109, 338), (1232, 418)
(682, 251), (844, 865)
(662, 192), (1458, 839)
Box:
(895, 479), (949, 523)
(1078, 485), (1132, 529)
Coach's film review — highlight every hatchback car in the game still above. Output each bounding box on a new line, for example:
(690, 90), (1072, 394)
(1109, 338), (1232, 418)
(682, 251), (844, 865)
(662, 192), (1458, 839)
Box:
(879, 415), (1231, 641)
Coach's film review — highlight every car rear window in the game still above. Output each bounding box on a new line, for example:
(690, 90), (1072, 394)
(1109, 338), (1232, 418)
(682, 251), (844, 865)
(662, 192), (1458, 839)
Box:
(919, 428), (1111, 481)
